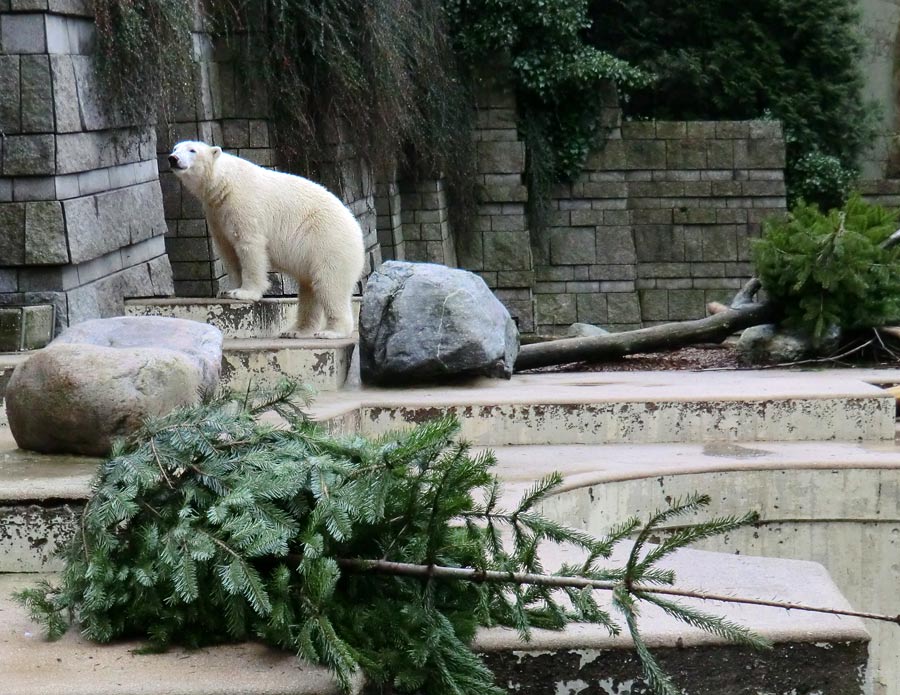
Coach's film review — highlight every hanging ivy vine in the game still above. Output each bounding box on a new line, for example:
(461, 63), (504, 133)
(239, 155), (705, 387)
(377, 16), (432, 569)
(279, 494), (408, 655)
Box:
(91, 0), (195, 125)
(206, 1), (475, 206)
(90, 0), (653, 239)
(445, 0), (651, 229)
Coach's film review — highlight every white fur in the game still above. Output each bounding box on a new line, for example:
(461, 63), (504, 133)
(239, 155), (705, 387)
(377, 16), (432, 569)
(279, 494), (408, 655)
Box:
(169, 141), (365, 339)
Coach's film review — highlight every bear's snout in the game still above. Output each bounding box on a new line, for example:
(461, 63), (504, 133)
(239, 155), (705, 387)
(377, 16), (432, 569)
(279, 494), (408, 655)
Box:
(168, 154), (179, 167)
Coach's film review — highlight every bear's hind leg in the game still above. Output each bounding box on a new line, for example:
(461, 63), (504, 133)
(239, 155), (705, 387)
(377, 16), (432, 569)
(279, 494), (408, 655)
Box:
(220, 241), (270, 302)
(314, 292), (354, 340)
(281, 282), (323, 338)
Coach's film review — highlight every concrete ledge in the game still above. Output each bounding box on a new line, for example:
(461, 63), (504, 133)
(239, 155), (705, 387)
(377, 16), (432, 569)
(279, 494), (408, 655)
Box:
(310, 370), (899, 445)
(125, 297), (362, 340)
(0, 431), (95, 571)
(516, 444), (899, 695)
(0, 546), (868, 695)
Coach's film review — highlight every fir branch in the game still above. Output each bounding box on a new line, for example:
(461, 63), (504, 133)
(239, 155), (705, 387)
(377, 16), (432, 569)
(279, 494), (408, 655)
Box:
(614, 589), (682, 695)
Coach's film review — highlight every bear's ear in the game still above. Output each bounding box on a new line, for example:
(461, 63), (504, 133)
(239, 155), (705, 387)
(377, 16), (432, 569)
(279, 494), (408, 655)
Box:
(211, 146), (222, 157)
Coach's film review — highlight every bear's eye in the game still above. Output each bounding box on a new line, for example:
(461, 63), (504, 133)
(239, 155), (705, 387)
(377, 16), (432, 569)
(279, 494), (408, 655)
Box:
(189, 149), (196, 153)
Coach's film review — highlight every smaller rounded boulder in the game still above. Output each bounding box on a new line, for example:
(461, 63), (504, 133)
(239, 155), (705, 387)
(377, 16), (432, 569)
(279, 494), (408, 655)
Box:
(5, 317), (223, 456)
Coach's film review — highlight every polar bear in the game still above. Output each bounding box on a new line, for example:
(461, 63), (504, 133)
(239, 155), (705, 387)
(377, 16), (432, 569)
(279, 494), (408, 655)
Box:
(168, 141), (365, 339)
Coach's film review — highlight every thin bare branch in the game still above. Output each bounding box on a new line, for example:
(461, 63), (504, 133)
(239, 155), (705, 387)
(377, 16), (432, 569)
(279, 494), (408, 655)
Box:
(338, 558), (900, 626)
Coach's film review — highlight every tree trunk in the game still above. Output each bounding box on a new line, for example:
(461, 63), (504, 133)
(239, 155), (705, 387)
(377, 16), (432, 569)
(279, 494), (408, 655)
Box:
(515, 301), (779, 371)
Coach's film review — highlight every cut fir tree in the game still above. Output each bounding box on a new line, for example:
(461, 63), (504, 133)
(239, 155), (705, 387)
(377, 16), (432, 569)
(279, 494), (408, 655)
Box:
(15, 380), (768, 695)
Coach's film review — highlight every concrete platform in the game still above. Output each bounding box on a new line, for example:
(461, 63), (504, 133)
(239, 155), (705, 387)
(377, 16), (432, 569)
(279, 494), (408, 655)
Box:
(0, 575), (353, 695)
(487, 438), (900, 505)
(124, 297), (361, 340)
(311, 369), (899, 445)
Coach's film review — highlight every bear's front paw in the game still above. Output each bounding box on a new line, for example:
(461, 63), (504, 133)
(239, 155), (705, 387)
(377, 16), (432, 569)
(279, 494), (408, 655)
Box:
(221, 288), (264, 302)
(281, 329), (316, 339)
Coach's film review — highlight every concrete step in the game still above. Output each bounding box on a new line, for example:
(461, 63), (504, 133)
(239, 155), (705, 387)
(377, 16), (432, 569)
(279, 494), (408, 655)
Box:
(1, 331), (355, 405)
(485, 438), (900, 507)
(6, 429), (900, 571)
(0, 546), (868, 694)
(0, 436), (95, 573)
(124, 297), (361, 340)
(477, 543), (868, 694)
(312, 369), (899, 445)
(221, 337), (355, 394)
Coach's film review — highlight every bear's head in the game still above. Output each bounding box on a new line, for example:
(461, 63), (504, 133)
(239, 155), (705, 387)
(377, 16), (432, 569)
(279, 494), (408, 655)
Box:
(168, 141), (221, 185)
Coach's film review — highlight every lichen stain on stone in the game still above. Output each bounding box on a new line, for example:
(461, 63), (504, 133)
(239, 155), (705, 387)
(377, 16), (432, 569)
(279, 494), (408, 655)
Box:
(1, 504), (80, 570)
(312, 351), (332, 376)
(219, 355), (235, 383)
(401, 407), (446, 424)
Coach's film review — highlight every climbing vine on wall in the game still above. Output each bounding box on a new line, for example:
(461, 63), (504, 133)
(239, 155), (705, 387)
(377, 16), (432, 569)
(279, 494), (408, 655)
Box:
(91, 0), (478, 233)
(447, 0), (650, 177)
(445, 0), (651, 230)
(90, 0), (652, 238)
(587, 0), (877, 210)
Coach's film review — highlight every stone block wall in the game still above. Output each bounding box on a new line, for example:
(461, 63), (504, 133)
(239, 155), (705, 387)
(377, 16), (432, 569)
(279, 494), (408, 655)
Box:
(458, 76), (534, 332)
(367, 76), (787, 335)
(0, 2), (173, 332)
(158, 22), (380, 298)
(155, 23), (278, 297)
(0, 7), (790, 336)
(320, 142), (379, 290)
(398, 178), (456, 267)
(533, 120), (787, 333)
(375, 175), (405, 262)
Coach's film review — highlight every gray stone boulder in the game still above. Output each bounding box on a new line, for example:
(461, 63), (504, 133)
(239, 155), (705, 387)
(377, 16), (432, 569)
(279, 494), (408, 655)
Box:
(737, 323), (842, 365)
(359, 261), (519, 385)
(565, 322), (610, 338)
(5, 317), (223, 456)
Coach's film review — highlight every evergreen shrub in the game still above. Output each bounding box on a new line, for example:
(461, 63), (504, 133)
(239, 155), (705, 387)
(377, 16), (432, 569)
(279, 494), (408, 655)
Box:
(16, 382), (765, 695)
(753, 195), (900, 338)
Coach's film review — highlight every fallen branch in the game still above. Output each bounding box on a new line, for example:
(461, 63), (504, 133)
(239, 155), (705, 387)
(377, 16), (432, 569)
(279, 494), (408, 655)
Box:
(515, 301), (778, 371)
(730, 277), (762, 308)
(882, 228), (900, 251)
(339, 557), (900, 626)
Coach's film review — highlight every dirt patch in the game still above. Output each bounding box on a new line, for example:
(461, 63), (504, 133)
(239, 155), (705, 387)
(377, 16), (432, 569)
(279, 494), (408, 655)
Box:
(522, 341), (900, 373)
(523, 344), (742, 373)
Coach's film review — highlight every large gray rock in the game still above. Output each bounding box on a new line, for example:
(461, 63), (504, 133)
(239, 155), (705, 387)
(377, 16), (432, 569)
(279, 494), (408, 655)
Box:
(737, 323), (842, 365)
(565, 322), (610, 338)
(5, 317), (223, 456)
(359, 261), (519, 385)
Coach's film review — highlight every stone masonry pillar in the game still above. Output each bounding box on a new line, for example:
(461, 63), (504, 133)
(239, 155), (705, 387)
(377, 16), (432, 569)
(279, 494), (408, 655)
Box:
(0, 2), (173, 332)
